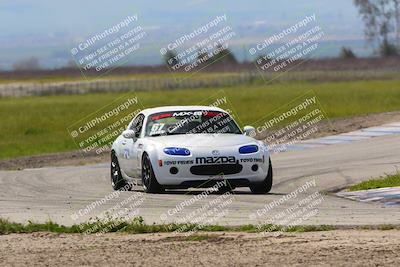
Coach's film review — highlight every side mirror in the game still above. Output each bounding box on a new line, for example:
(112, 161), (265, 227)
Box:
(243, 125), (256, 137)
(122, 129), (136, 139)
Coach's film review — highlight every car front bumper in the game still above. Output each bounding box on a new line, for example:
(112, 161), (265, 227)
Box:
(151, 147), (270, 186)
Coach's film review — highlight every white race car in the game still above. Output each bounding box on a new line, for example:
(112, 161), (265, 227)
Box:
(111, 106), (273, 194)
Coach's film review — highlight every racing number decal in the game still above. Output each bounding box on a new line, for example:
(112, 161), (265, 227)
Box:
(150, 123), (165, 135)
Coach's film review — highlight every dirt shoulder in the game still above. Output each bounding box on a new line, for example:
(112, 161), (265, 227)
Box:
(0, 230), (399, 266)
(0, 150), (109, 171)
(1, 111), (400, 171)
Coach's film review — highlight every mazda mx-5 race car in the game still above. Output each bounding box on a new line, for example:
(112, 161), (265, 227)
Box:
(111, 106), (273, 194)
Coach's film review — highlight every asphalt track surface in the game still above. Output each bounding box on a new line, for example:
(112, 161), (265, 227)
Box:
(0, 134), (399, 227)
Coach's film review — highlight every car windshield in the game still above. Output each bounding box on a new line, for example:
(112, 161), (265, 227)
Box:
(145, 110), (242, 137)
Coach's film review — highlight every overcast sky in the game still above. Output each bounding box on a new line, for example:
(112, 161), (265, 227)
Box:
(0, 0), (366, 68)
(1, 0), (363, 36)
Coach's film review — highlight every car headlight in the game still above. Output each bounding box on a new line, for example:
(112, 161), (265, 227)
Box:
(239, 145), (259, 154)
(163, 147), (191, 156)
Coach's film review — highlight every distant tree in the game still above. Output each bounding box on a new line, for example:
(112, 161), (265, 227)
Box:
(163, 50), (179, 68)
(196, 49), (207, 61)
(12, 57), (41, 71)
(196, 49), (212, 65)
(393, 0), (400, 46)
(66, 59), (78, 68)
(380, 39), (399, 55)
(254, 55), (274, 64)
(213, 44), (237, 64)
(339, 47), (357, 58)
(354, 0), (400, 56)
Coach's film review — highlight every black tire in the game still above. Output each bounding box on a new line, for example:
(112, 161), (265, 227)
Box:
(217, 184), (235, 193)
(249, 158), (273, 194)
(141, 153), (164, 193)
(110, 151), (131, 191)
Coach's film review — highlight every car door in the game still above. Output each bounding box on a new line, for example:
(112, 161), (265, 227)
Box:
(119, 114), (144, 178)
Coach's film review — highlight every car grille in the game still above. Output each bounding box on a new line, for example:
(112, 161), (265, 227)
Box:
(190, 164), (243, 176)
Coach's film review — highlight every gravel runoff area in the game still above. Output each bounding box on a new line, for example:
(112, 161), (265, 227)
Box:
(2, 111), (400, 170)
(1, 230), (399, 266)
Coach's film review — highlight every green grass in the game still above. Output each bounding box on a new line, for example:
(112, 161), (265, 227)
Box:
(348, 173), (400, 191)
(0, 72), (246, 84)
(3, 217), (400, 236)
(0, 217), (337, 235)
(1, 79), (400, 159)
(0, 70), (398, 84)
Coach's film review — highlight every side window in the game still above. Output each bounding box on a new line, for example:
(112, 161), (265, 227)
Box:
(129, 114), (145, 137)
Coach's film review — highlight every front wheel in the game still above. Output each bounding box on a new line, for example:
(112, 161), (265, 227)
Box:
(249, 158), (273, 194)
(217, 184), (235, 193)
(141, 153), (164, 193)
(111, 152), (131, 191)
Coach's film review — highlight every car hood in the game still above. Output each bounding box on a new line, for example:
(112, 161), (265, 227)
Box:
(146, 133), (258, 148)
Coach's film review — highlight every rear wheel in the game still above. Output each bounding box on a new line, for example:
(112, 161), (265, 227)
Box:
(249, 158), (273, 194)
(111, 152), (131, 191)
(141, 153), (164, 193)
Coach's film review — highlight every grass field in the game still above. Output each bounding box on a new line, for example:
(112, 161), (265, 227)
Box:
(1, 79), (400, 159)
(0, 72), (245, 84)
(348, 173), (400, 191)
(1, 70), (399, 85)
(0, 217), (337, 235)
(1, 217), (399, 235)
